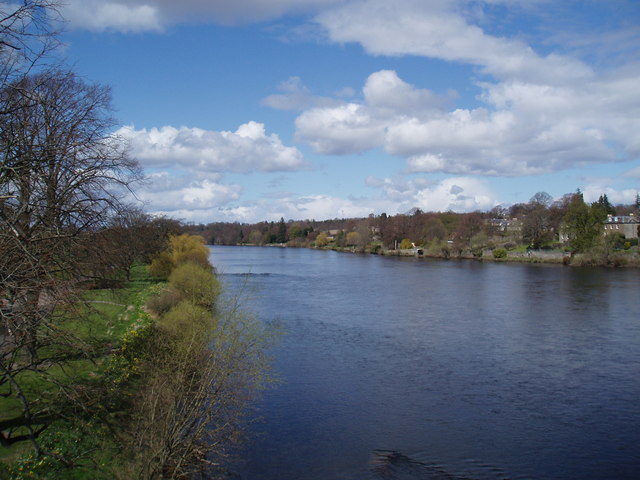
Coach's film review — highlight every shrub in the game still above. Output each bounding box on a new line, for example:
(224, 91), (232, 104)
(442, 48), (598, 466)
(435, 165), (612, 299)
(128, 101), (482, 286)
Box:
(146, 287), (182, 316)
(169, 234), (210, 268)
(150, 234), (211, 278)
(159, 300), (213, 341)
(149, 250), (174, 279)
(168, 262), (219, 308)
(493, 248), (507, 259)
(315, 232), (329, 247)
(400, 238), (413, 249)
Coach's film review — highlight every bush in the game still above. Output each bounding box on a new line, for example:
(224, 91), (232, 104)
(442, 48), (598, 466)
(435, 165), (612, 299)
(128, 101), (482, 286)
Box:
(168, 262), (219, 308)
(493, 248), (507, 259)
(315, 232), (328, 247)
(149, 234), (211, 279)
(149, 250), (174, 279)
(159, 300), (213, 341)
(400, 238), (413, 249)
(169, 234), (210, 268)
(146, 287), (182, 316)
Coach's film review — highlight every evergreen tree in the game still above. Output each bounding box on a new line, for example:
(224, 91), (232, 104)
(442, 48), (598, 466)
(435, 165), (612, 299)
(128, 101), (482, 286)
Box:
(563, 193), (607, 253)
(276, 217), (288, 243)
(594, 194), (615, 215)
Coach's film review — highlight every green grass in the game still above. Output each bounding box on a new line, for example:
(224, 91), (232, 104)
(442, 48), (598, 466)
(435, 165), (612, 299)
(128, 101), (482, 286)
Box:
(0, 264), (161, 473)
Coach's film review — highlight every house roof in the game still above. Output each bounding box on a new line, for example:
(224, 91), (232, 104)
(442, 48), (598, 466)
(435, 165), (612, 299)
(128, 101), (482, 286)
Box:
(606, 215), (640, 224)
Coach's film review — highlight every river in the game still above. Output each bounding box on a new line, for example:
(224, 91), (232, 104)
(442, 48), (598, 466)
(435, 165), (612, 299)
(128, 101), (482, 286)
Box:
(210, 245), (640, 480)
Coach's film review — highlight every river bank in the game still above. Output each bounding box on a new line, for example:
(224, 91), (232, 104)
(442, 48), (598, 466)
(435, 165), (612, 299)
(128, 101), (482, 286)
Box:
(251, 242), (640, 267)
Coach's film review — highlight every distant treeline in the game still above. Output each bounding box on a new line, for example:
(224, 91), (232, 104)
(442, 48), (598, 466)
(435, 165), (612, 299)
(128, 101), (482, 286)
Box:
(189, 191), (640, 255)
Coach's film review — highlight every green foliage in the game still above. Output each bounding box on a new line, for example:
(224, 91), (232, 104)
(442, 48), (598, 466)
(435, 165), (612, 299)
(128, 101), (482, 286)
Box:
(315, 232), (329, 247)
(346, 231), (362, 246)
(149, 234), (210, 279)
(493, 248), (507, 259)
(169, 234), (210, 268)
(604, 232), (626, 250)
(149, 250), (174, 278)
(276, 217), (287, 243)
(563, 193), (608, 253)
(288, 223), (303, 239)
(168, 262), (219, 308)
(158, 301), (214, 342)
(6, 422), (111, 480)
(422, 217), (447, 242)
(114, 272), (275, 478)
(400, 238), (413, 249)
(369, 243), (382, 254)
(594, 194), (615, 215)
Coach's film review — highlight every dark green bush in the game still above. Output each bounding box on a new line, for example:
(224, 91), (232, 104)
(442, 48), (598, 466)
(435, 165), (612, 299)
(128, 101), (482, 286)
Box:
(493, 248), (507, 259)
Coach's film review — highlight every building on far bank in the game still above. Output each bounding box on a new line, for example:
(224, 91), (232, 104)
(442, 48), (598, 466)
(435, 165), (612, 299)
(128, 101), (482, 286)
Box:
(603, 214), (640, 239)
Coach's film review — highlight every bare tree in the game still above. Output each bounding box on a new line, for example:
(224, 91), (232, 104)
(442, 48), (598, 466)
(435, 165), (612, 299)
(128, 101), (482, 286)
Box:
(1, 1), (61, 97)
(0, 69), (141, 451)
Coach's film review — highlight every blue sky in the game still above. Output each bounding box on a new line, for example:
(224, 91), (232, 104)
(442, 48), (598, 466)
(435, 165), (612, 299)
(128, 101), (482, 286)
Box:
(57, 0), (640, 223)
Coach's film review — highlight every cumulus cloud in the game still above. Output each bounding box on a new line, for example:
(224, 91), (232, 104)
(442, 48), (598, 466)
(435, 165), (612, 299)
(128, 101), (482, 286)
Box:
(295, 102), (387, 155)
(117, 121), (308, 222)
(290, 63), (639, 176)
(366, 175), (497, 212)
(581, 184), (639, 206)
(117, 122), (306, 173)
(273, 0), (638, 176)
(138, 172), (242, 211)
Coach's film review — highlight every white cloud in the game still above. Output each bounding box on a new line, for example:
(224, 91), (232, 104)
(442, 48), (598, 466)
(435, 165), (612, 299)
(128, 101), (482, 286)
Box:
(138, 172), (241, 211)
(281, 0), (638, 177)
(362, 70), (448, 115)
(295, 102), (386, 155)
(581, 184), (639, 206)
(291, 63), (639, 176)
(63, 0), (348, 31)
(367, 175), (497, 213)
(316, 0), (593, 85)
(63, 1), (162, 33)
(261, 76), (342, 111)
(117, 121), (308, 222)
(117, 122), (306, 173)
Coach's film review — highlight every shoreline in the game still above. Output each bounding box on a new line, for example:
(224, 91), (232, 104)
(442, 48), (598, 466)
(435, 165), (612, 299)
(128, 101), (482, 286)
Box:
(219, 243), (640, 268)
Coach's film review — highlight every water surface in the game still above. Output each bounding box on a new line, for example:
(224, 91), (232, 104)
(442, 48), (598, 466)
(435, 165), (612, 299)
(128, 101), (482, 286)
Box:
(211, 246), (640, 480)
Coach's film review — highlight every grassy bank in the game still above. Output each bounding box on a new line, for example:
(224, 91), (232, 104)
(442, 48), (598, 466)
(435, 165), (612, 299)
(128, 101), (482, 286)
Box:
(0, 264), (160, 479)
(1, 236), (274, 479)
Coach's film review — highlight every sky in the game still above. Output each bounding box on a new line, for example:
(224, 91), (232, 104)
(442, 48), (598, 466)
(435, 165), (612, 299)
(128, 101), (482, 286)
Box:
(55, 0), (640, 224)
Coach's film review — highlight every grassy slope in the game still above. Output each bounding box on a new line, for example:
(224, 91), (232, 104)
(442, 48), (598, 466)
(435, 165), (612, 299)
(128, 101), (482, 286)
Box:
(0, 265), (160, 479)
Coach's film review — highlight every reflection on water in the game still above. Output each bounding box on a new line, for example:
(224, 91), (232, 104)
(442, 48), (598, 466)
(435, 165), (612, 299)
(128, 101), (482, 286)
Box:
(211, 246), (640, 480)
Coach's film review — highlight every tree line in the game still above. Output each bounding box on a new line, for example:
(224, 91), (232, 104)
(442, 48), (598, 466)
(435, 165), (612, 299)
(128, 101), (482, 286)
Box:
(192, 191), (640, 261)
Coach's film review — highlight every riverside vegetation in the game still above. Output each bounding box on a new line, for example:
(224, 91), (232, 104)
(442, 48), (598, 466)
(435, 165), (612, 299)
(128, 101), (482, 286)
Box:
(196, 191), (640, 267)
(1, 233), (274, 479)
(1, 4), (272, 477)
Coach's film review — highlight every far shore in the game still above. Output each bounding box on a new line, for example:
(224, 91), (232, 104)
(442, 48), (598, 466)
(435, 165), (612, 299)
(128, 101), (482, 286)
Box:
(214, 243), (640, 268)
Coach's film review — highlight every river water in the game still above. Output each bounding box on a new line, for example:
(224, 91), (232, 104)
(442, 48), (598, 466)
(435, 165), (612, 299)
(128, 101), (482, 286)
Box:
(210, 246), (640, 480)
